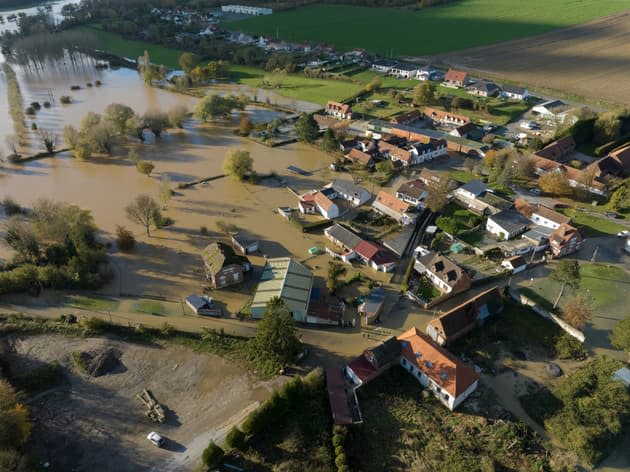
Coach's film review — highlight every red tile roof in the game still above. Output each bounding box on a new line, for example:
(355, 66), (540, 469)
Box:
(347, 148), (373, 165)
(445, 69), (468, 84)
(347, 354), (378, 384)
(355, 240), (381, 261)
(374, 191), (410, 214)
(326, 101), (351, 115)
(314, 191), (335, 212)
(423, 106), (471, 125)
(398, 327), (479, 398)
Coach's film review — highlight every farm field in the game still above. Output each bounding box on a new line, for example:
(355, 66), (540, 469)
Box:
(434, 11), (630, 106)
(229, 1), (630, 57)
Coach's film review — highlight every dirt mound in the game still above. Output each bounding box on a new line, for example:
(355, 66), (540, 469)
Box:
(75, 348), (123, 377)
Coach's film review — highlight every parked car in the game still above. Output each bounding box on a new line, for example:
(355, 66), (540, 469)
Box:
(147, 432), (164, 447)
(529, 188), (541, 195)
(605, 211), (622, 219)
(617, 230), (629, 238)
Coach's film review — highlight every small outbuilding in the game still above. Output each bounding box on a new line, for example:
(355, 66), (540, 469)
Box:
(358, 287), (386, 325)
(501, 255), (527, 273)
(231, 232), (259, 254)
(202, 242), (250, 289)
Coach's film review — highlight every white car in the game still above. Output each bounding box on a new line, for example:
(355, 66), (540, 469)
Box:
(617, 230), (629, 238)
(147, 432), (164, 447)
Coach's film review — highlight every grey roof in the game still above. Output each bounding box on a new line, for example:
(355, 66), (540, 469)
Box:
(460, 180), (488, 197)
(325, 224), (362, 250)
(501, 84), (527, 95)
(397, 180), (427, 200)
(202, 242), (247, 276)
(489, 209), (530, 233)
(231, 232), (257, 247)
(329, 180), (370, 199)
(522, 225), (554, 242)
(384, 225), (415, 257)
(360, 287), (386, 315)
(469, 81), (499, 93)
(392, 63), (418, 72)
(251, 257), (313, 316)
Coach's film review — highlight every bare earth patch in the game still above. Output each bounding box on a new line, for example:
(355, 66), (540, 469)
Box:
(431, 11), (630, 106)
(6, 334), (283, 472)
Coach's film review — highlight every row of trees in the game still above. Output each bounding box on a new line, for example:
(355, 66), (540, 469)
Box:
(0, 375), (31, 471)
(194, 94), (248, 122)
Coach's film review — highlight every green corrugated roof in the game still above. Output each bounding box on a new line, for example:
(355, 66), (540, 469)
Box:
(251, 257), (313, 315)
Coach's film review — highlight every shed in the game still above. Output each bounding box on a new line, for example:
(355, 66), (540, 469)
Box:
(231, 232), (259, 255)
(358, 287), (386, 325)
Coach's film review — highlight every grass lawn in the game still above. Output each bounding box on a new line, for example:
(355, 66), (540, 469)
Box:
(346, 366), (551, 471)
(350, 70), (411, 90)
(64, 295), (120, 312)
(230, 65), (364, 105)
(132, 300), (170, 316)
(352, 91), (410, 120)
(557, 208), (627, 237)
(76, 26), (183, 69)
(229, 1), (630, 57)
(442, 168), (477, 184)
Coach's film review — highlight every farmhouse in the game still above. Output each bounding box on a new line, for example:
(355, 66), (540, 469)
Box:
(325, 101), (353, 120)
(358, 286), (386, 325)
(202, 242), (250, 289)
(486, 209), (530, 240)
(419, 168), (445, 186)
(325, 223), (362, 253)
(221, 4), (272, 15)
(467, 80), (499, 97)
(535, 136), (576, 163)
(416, 66), (443, 81)
(549, 224), (583, 258)
(230, 232), (259, 255)
(250, 257), (313, 322)
(346, 148), (374, 167)
(344, 330), (479, 411)
(414, 252), (471, 295)
(500, 84), (528, 100)
(299, 191), (340, 219)
(423, 107), (471, 126)
(515, 199), (571, 230)
(532, 99), (569, 119)
(372, 191), (416, 226)
(449, 122), (479, 139)
(444, 69), (470, 88)
(426, 287), (503, 346)
(396, 179), (427, 207)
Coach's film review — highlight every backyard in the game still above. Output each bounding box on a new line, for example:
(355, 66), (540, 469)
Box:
(229, 1), (630, 57)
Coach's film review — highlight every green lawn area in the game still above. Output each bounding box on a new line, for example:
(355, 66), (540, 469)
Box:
(352, 91), (409, 120)
(230, 65), (363, 105)
(132, 300), (170, 316)
(558, 208), (627, 237)
(76, 26), (183, 68)
(350, 70), (410, 90)
(442, 168), (477, 184)
(64, 295), (120, 312)
(229, 1), (630, 56)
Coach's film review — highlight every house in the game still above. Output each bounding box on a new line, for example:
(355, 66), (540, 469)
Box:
(355, 240), (397, 272)
(424, 107), (471, 126)
(390, 110), (422, 125)
(426, 287), (503, 346)
(325, 180), (371, 206)
(532, 99), (569, 118)
(358, 287), (386, 325)
(453, 180), (488, 202)
(314, 191), (340, 219)
(501, 255), (527, 273)
(185, 295), (218, 316)
(346, 336), (402, 386)
(231, 232), (259, 254)
(398, 327), (479, 410)
(324, 223), (362, 259)
(549, 224), (583, 258)
(449, 122), (479, 139)
(390, 63), (418, 79)
(202, 242), (250, 288)
(410, 140), (448, 164)
(415, 66), (441, 81)
(444, 69), (470, 88)
(372, 191), (416, 226)
(607, 144), (630, 176)
(486, 209), (530, 240)
(307, 295), (344, 326)
(467, 81), (499, 97)
(515, 199), (571, 230)
(221, 5), (272, 15)
(371, 59), (398, 73)
(346, 148), (374, 167)
(535, 136), (576, 163)
(396, 179), (427, 207)
(472, 192), (512, 216)
(325, 101), (353, 120)
(250, 258), (313, 322)
(415, 252), (471, 295)
(419, 168), (444, 186)
(501, 84), (529, 100)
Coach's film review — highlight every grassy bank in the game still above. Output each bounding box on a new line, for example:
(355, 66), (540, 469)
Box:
(558, 208), (627, 237)
(230, 1), (630, 57)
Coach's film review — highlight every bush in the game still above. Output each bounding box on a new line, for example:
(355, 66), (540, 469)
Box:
(95, 80), (102, 86)
(202, 441), (224, 467)
(70, 85), (81, 91)
(332, 434), (344, 447)
(60, 96), (72, 104)
(200, 226), (208, 236)
(25, 106), (35, 115)
(226, 426), (247, 451)
(2, 197), (21, 216)
(79, 316), (109, 335)
(554, 333), (587, 360)
(335, 453), (347, 468)
(115, 225), (136, 251)
(43, 101), (51, 108)
(335, 445), (345, 456)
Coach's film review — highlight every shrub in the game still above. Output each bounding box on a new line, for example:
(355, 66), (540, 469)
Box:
(335, 445), (345, 456)
(95, 80), (102, 86)
(200, 226), (208, 236)
(43, 101), (51, 108)
(30, 102), (41, 110)
(115, 225), (136, 251)
(332, 434), (344, 447)
(160, 322), (174, 337)
(70, 85), (81, 90)
(202, 441), (224, 467)
(79, 316), (109, 334)
(31, 122), (37, 130)
(60, 96), (72, 104)
(2, 197), (21, 216)
(335, 453), (347, 468)
(226, 426), (247, 451)
(554, 333), (587, 360)
(25, 106), (35, 115)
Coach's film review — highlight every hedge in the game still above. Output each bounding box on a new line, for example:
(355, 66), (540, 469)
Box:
(202, 441), (224, 467)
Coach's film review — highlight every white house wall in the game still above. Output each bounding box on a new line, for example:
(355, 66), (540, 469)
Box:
(451, 379), (479, 410)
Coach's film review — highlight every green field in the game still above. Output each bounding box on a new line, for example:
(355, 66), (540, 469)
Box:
(230, 1), (630, 56)
(77, 27), (183, 69)
(558, 208), (627, 237)
(64, 294), (120, 312)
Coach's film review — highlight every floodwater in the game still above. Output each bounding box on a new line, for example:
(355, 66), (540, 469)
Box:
(0, 1), (75, 34)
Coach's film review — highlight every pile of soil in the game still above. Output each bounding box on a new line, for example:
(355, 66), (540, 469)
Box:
(76, 348), (123, 377)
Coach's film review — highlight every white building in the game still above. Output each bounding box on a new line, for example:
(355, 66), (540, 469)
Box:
(501, 256), (527, 274)
(486, 210), (530, 240)
(324, 180), (371, 206)
(221, 5), (272, 15)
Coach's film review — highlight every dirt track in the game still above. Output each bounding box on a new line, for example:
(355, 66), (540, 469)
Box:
(6, 335), (284, 472)
(431, 11), (630, 106)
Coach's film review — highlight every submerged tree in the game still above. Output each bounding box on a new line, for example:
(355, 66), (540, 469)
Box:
(223, 149), (254, 181)
(126, 194), (160, 237)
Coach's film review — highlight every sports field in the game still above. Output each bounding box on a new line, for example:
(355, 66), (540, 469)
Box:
(229, 1), (630, 57)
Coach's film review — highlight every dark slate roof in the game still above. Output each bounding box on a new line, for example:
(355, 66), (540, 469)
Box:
(460, 180), (488, 196)
(468, 81), (499, 93)
(202, 242), (248, 276)
(366, 336), (401, 368)
(489, 209), (530, 233)
(501, 84), (527, 95)
(361, 287), (386, 314)
(325, 224), (362, 250)
(397, 179), (427, 200)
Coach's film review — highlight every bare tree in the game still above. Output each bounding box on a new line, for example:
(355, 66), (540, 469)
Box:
(38, 129), (57, 153)
(562, 293), (593, 329)
(125, 194), (160, 237)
